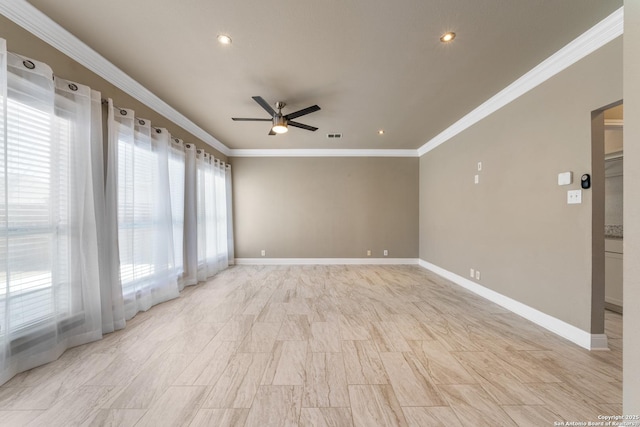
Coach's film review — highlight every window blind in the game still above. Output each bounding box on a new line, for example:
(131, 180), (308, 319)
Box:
(2, 58), (61, 334)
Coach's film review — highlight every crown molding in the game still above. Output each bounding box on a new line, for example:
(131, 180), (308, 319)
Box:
(417, 7), (624, 157)
(229, 148), (419, 158)
(0, 0), (230, 156)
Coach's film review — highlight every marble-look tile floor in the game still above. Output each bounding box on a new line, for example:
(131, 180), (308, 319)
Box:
(0, 265), (622, 426)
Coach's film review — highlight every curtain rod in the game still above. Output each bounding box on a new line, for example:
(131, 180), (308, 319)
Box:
(101, 98), (170, 133)
(100, 98), (230, 167)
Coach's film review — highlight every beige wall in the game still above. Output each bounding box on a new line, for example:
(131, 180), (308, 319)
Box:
(623, 0), (640, 414)
(0, 16), (226, 160)
(419, 38), (622, 332)
(232, 157), (419, 259)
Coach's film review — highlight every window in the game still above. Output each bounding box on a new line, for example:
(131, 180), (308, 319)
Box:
(0, 69), (76, 334)
(195, 151), (229, 280)
(117, 128), (159, 289)
(108, 104), (178, 319)
(1, 48), (102, 387)
(0, 40), (234, 386)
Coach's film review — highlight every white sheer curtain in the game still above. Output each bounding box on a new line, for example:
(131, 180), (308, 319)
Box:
(103, 101), (127, 334)
(0, 45), (102, 384)
(195, 150), (228, 281)
(0, 38), (234, 386)
(168, 137), (186, 290)
(214, 159), (229, 268)
(105, 100), (178, 320)
(225, 164), (235, 265)
(196, 150), (214, 281)
(183, 143), (198, 287)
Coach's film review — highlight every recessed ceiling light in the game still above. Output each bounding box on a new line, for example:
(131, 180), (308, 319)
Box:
(440, 32), (456, 43)
(378, 129), (384, 135)
(217, 34), (232, 45)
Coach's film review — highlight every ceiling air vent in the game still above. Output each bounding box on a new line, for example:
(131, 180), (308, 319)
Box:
(326, 133), (342, 139)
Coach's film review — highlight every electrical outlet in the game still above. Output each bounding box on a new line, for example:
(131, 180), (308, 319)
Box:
(367, 250), (371, 256)
(475, 270), (481, 280)
(383, 249), (388, 256)
(470, 268), (475, 278)
(567, 189), (582, 204)
(261, 249), (266, 257)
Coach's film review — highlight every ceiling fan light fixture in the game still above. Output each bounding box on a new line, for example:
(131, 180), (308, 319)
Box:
(272, 124), (288, 134)
(272, 115), (288, 134)
(440, 31), (456, 43)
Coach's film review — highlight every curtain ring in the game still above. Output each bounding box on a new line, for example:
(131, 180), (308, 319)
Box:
(138, 119), (145, 125)
(23, 60), (36, 70)
(120, 109), (128, 116)
(155, 128), (162, 134)
(68, 83), (78, 91)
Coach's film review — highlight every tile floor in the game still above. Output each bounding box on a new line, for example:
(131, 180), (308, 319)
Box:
(0, 265), (622, 426)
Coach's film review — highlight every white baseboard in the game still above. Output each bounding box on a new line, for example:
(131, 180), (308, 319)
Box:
(590, 334), (610, 351)
(234, 258), (419, 266)
(418, 259), (608, 351)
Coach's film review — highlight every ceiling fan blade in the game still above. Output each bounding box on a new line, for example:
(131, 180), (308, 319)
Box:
(285, 105), (320, 120)
(252, 96), (276, 116)
(288, 121), (318, 132)
(232, 118), (273, 121)
(268, 129), (276, 136)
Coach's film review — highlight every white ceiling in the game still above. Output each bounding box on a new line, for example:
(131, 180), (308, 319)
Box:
(26, 0), (622, 151)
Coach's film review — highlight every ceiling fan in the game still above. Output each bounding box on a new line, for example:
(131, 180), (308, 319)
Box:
(232, 96), (320, 135)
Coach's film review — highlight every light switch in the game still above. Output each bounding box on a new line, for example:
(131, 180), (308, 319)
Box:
(558, 172), (573, 186)
(567, 189), (582, 204)
(474, 174), (479, 184)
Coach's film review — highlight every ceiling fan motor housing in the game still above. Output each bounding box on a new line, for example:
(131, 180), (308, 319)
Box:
(273, 114), (287, 128)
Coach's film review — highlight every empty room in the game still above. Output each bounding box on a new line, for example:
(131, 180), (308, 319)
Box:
(0, 1), (639, 426)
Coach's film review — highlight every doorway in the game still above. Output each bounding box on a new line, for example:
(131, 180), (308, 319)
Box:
(604, 104), (623, 314)
(591, 100), (623, 350)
